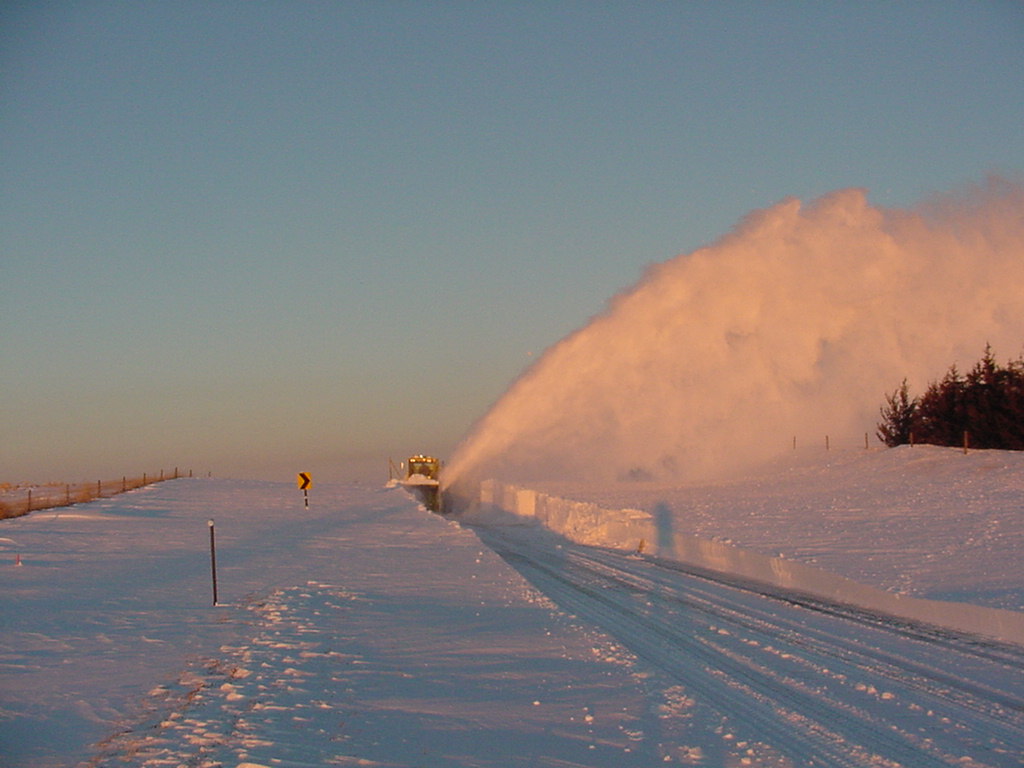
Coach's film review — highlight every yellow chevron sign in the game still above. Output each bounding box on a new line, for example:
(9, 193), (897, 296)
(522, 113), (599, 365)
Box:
(297, 472), (312, 490)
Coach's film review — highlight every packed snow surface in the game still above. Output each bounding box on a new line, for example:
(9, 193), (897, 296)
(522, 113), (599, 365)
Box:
(1, 448), (1022, 767)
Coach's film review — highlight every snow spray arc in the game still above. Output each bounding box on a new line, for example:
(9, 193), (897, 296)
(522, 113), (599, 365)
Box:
(443, 179), (1024, 493)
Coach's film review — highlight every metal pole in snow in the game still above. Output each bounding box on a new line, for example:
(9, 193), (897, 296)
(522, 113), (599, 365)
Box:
(208, 519), (219, 606)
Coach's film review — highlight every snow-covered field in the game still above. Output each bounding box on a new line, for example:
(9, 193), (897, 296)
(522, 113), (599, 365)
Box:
(1, 447), (1022, 767)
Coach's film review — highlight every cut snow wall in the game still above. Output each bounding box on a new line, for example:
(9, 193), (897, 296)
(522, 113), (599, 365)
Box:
(458, 480), (1024, 647)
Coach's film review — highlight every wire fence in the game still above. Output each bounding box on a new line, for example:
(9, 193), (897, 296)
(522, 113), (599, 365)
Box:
(0, 468), (189, 520)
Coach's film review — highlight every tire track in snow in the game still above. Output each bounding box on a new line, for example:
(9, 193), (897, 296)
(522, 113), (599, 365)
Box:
(476, 525), (1024, 767)
(490, 545), (899, 767)
(578, 546), (1024, 722)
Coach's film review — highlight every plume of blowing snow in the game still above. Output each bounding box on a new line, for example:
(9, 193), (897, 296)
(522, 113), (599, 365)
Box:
(444, 179), (1024, 492)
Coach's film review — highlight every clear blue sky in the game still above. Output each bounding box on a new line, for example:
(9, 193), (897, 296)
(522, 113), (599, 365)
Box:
(2, 1), (1022, 484)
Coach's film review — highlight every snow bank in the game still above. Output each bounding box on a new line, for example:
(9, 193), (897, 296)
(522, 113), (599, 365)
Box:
(451, 478), (1024, 646)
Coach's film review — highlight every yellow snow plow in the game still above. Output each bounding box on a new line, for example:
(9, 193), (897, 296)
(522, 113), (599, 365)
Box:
(401, 454), (442, 512)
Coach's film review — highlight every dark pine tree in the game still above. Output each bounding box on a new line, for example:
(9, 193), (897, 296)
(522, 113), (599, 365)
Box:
(876, 379), (917, 447)
(1006, 356), (1024, 449)
(915, 365), (967, 447)
(981, 350), (1024, 449)
(881, 346), (1024, 451)
(964, 345), (1001, 448)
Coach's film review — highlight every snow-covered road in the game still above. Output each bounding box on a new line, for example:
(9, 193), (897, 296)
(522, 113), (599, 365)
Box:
(2, 475), (1022, 767)
(0, 480), (672, 767)
(479, 524), (1024, 766)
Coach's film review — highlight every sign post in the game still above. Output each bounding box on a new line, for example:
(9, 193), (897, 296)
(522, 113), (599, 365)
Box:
(297, 472), (312, 509)
(208, 519), (218, 606)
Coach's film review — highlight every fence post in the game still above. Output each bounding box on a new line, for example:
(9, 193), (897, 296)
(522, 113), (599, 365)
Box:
(964, 430), (970, 454)
(26, 489), (32, 514)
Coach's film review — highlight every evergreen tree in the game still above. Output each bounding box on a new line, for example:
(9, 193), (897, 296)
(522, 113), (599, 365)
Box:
(1007, 357), (1024, 449)
(878, 346), (1024, 451)
(916, 365), (967, 447)
(964, 345), (1001, 448)
(876, 379), (917, 447)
